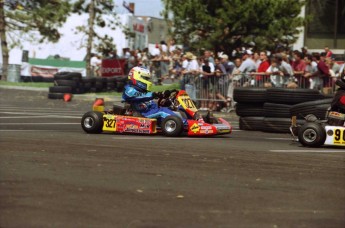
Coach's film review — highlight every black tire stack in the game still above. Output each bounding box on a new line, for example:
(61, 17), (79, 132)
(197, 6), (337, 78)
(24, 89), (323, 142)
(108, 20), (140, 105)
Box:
(235, 87), (331, 133)
(48, 73), (128, 99)
(48, 72), (83, 99)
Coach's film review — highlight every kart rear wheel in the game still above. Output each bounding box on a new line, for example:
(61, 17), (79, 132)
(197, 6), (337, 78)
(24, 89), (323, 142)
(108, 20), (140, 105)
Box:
(161, 116), (183, 137)
(298, 122), (326, 147)
(81, 111), (104, 134)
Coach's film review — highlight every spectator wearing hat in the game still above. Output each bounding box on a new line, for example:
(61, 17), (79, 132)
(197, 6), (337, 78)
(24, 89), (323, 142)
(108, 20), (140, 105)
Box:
(180, 52), (199, 90)
(233, 50), (256, 86)
(220, 54), (235, 75)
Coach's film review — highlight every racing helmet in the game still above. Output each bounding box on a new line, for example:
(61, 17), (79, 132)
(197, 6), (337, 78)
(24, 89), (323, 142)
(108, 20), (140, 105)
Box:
(128, 66), (152, 92)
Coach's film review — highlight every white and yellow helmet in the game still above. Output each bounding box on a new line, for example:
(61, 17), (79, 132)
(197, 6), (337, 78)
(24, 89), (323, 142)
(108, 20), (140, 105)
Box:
(128, 66), (152, 91)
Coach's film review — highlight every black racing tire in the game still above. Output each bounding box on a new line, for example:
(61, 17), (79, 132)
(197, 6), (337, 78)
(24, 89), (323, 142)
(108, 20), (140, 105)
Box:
(54, 72), (82, 80)
(266, 88), (325, 105)
(233, 87), (267, 103)
(81, 111), (104, 134)
(47, 92), (64, 99)
(49, 86), (72, 93)
(54, 79), (78, 87)
(298, 122), (326, 147)
(161, 116), (184, 137)
(31, 76), (43, 82)
(116, 82), (125, 92)
(107, 82), (116, 91)
(236, 103), (265, 117)
(239, 117), (264, 131)
(262, 117), (305, 133)
(290, 98), (332, 119)
(264, 103), (292, 118)
(42, 77), (54, 82)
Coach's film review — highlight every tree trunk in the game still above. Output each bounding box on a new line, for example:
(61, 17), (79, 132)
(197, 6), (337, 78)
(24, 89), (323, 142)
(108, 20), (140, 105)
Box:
(86, 0), (95, 77)
(0, 2), (9, 81)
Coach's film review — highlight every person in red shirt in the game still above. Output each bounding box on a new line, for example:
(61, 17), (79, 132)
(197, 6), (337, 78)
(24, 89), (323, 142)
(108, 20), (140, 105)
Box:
(324, 46), (333, 58)
(311, 52), (331, 88)
(251, 51), (270, 87)
(292, 51), (307, 87)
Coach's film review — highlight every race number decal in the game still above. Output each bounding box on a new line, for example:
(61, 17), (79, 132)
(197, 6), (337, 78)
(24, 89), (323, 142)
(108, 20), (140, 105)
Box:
(103, 115), (117, 131)
(177, 94), (197, 112)
(333, 128), (345, 145)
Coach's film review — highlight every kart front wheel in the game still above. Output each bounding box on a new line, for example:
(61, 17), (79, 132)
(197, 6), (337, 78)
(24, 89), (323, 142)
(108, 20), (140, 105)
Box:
(161, 116), (183, 137)
(81, 111), (104, 134)
(298, 122), (326, 147)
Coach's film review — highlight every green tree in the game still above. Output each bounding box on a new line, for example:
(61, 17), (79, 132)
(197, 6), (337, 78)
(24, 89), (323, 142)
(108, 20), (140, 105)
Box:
(0, 0), (71, 81)
(73, 0), (119, 77)
(162, 0), (308, 54)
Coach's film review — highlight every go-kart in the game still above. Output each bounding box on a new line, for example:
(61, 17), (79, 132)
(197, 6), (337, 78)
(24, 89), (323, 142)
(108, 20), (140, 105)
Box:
(290, 110), (345, 147)
(81, 90), (232, 137)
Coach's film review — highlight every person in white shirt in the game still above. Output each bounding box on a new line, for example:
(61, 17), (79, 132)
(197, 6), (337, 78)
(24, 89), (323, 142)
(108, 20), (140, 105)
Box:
(90, 54), (102, 77)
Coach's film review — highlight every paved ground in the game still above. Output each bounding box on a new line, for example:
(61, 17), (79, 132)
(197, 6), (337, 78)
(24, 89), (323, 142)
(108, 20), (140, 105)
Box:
(0, 88), (345, 228)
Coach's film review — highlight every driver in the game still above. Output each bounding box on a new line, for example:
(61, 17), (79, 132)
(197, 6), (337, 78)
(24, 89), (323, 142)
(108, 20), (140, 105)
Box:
(331, 74), (345, 113)
(122, 66), (177, 120)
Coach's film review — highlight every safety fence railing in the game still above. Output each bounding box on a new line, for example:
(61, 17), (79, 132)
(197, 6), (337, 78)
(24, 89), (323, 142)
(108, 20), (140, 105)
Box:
(178, 71), (344, 108)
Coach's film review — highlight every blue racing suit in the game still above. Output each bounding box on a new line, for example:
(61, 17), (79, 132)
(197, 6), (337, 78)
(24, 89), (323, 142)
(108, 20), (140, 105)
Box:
(122, 85), (176, 120)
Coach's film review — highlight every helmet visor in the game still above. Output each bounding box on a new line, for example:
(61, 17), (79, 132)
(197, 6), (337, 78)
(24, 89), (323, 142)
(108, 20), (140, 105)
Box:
(142, 75), (151, 81)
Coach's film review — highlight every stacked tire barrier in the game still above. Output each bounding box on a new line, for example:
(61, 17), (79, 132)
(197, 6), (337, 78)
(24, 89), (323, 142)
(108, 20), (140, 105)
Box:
(234, 87), (332, 133)
(48, 72), (127, 99)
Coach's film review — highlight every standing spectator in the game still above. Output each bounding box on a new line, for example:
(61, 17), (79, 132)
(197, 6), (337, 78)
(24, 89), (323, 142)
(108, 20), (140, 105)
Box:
(180, 52), (199, 90)
(199, 58), (215, 110)
(170, 54), (182, 83)
(90, 53), (102, 77)
(168, 39), (176, 54)
(233, 50), (256, 86)
(324, 46), (333, 58)
(220, 54), (234, 75)
(253, 52), (262, 70)
(226, 57), (243, 111)
(292, 51), (307, 87)
(266, 58), (284, 87)
(303, 54), (320, 89)
(276, 54), (294, 87)
(311, 53), (330, 90)
(301, 46), (310, 58)
(204, 50), (215, 65)
(252, 51), (270, 87)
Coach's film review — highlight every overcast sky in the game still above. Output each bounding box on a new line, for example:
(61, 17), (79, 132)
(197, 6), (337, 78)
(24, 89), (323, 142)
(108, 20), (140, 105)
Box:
(114, 0), (164, 18)
(3, 0), (165, 64)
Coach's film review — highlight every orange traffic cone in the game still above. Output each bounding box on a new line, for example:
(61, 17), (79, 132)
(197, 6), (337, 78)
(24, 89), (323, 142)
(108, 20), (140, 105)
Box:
(93, 98), (105, 111)
(63, 93), (72, 102)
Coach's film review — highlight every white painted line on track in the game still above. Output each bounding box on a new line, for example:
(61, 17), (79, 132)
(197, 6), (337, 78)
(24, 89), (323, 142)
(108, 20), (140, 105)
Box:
(0, 123), (80, 125)
(0, 115), (80, 119)
(0, 130), (80, 132)
(111, 137), (230, 140)
(266, 138), (292, 140)
(270, 149), (345, 153)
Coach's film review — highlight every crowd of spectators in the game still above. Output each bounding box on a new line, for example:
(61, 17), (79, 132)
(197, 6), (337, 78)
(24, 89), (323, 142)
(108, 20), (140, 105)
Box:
(97, 42), (345, 112)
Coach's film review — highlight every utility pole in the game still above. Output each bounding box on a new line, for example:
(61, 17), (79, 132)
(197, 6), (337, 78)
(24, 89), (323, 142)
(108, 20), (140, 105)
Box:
(0, 1), (8, 81)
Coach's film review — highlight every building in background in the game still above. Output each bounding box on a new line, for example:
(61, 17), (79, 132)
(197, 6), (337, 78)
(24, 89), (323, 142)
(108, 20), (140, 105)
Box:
(293, 0), (345, 59)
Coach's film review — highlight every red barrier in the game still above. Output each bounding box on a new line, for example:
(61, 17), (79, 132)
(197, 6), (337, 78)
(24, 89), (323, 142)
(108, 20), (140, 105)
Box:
(101, 59), (126, 77)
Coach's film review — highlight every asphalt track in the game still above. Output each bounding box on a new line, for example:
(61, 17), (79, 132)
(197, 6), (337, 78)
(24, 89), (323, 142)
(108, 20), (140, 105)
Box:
(0, 88), (345, 228)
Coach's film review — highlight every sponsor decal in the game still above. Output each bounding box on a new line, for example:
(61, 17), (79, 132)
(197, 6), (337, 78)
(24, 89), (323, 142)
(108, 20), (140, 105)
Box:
(31, 66), (58, 78)
(201, 126), (212, 130)
(190, 123), (200, 133)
